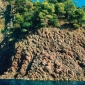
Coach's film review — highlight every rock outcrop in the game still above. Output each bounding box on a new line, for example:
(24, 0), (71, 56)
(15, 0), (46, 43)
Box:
(0, 28), (85, 81)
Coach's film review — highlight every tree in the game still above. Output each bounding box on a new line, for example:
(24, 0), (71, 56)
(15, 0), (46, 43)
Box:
(55, 3), (66, 17)
(41, 2), (55, 14)
(58, 0), (67, 2)
(46, 0), (58, 3)
(37, 2), (57, 27)
(68, 8), (85, 28)
(64, 0), (76, 19)
(81, 6), (85, 12)
(13, 13), (24, 28)
(22, 10), (34, 28)
(48, 14), (58, 27)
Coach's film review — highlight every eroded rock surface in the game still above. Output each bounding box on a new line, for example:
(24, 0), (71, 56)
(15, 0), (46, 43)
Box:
(0, 28), (85, 80)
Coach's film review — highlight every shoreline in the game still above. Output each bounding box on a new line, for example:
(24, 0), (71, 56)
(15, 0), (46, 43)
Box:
(0, 78), (85, 81)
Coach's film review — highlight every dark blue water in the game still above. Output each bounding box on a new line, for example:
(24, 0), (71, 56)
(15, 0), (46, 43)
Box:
(0, 80), (85, 85)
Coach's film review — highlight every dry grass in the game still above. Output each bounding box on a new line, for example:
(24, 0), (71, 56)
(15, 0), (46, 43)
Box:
(0, 0), (8, 31)
(0, 18), (5, 31)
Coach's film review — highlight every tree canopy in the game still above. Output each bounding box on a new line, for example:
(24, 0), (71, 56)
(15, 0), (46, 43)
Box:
(5, 0), (85, 32)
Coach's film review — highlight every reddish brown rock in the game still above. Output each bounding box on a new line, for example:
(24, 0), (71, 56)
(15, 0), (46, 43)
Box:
(25, 56), (31, 62)
(54, 60), (62, 68)
(0, 28), (85, 80)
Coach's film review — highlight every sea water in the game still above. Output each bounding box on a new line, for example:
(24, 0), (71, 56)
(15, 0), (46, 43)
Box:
(0, 80), (85, 85)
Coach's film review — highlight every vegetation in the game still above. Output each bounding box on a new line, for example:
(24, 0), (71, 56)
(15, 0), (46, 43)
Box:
(3, 0), (85, 33)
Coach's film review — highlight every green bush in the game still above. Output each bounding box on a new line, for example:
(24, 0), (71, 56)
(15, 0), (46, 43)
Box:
(22, 22), (32, 28)
(73, 23), (80, 29)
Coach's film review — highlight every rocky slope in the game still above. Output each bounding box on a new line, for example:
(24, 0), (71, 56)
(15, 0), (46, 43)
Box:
(0, 27), (85, 81)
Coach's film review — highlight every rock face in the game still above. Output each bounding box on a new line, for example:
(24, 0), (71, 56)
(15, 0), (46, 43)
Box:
(0, 28), (85, 80)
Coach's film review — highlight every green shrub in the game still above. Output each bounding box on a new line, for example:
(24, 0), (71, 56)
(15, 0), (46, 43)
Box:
(73, 23), (80, 29)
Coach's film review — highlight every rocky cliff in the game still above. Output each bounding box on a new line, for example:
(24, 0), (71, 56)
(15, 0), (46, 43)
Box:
(0, 27), (85, 81)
